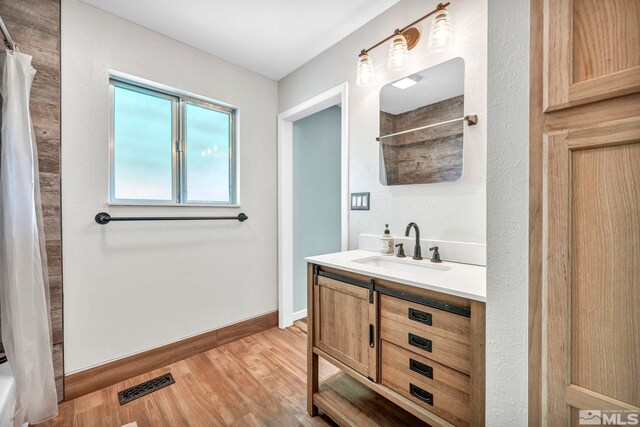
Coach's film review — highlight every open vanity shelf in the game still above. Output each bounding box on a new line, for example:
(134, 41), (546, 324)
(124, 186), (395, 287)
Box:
(307, 263), (485, 427)
(316, 372), (428, 426)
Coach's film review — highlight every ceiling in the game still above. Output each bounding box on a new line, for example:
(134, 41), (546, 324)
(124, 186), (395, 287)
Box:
(380, 57), (465, 115)
(79, 0), (400, 81)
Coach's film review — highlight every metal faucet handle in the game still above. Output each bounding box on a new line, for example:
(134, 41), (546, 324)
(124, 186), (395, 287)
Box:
(395, 243), (406, 258)
(429, 246), (442, 263)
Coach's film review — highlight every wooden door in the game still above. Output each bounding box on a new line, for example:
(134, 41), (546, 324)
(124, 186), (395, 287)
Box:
(314, 274), (378, 381)
(531, 0), (640, 425)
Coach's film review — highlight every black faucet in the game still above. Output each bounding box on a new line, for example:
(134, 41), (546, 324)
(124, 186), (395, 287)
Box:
(405, 222), (422, 260)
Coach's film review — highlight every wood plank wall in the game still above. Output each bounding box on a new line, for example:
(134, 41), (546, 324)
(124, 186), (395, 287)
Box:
(0, 0), (63, 402)
(380, 95), (464, 184)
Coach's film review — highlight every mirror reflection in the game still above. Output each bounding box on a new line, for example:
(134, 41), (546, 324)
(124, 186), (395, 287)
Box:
(379, 57), (465, 185)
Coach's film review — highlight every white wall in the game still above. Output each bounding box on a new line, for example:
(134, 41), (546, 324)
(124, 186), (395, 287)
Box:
(486, 0), (529, 423)
(278, 0), (487, 248)
(61, 0), (278, 373)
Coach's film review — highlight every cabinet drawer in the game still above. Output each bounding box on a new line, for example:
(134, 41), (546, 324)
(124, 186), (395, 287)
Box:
(380, 300), (471, 375)
(381, 340), (470, 426)
(381, 338), (470, 395)
(380, 314), (470, 374)
(380, 294), (470, 345)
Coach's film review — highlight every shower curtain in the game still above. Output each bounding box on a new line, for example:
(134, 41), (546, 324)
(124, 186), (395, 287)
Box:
(0, 50), (58, 424)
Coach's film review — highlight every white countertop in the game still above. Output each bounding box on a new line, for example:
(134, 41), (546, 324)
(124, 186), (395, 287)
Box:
(306, 249), (486, 302)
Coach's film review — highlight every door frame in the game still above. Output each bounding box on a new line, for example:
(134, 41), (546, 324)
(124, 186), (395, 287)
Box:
(277, 82), (349, 328)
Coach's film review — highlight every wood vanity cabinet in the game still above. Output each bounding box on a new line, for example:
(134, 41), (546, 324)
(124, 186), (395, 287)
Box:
(307, 264), (485, 427)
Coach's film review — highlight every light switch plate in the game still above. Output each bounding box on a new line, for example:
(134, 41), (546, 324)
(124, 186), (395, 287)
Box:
(351, 192), (370, 210)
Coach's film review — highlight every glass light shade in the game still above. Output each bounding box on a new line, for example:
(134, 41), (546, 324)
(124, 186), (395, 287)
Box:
(356, 53), (375, 86)
(427, 9), (454, 52)
(387, 34), (409, 71)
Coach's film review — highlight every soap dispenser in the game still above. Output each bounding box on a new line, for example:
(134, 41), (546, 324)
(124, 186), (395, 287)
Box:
(381, 224), (394, 255)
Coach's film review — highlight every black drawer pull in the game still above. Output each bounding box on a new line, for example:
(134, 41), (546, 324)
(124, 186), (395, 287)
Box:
(409, 358), (433, 379)
(408, 308), (432, 326)
(369, 324), (375, 348)
(408, 333), (432, 352)
(409, 384), (433, 405)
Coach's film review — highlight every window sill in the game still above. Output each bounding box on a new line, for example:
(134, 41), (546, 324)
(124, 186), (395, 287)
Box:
(108, 202), (241, 208)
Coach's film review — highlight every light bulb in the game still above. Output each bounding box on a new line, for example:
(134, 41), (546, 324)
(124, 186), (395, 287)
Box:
(387, 34), (409, 71)
(356, 52), (375, 86)
(427, 8), (454, 52)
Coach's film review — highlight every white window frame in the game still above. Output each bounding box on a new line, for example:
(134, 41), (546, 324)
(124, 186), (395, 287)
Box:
(108, 77), (238, 206)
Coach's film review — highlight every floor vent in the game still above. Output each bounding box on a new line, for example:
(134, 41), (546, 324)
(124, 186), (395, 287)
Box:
(117, 373), (175, 405)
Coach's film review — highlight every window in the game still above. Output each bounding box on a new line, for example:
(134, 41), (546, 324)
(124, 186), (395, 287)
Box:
(109, 78), (236, 205)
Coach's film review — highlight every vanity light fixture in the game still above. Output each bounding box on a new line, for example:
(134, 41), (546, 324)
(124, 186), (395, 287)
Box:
(356, 53), (376, 86)
(356, 2), (452, 86)
(391, 75), (422, 89)
(427, 7), (454, 51)
(387, 33), (410, 71)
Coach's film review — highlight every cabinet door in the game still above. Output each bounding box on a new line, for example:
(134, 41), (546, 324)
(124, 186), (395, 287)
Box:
(545, 120), (640, 425)
(545, 0), (640, 111)
(532, 1), (640, 424)
(313, 275), (378, 381)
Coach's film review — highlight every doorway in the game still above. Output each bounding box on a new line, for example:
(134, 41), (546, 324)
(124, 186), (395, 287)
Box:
(277, 83), (349, 328)
(292, 106), (342, 321)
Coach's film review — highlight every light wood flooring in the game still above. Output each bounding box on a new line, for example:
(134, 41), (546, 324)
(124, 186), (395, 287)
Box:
(38, 326), (339, 427)
(292, 317), (307, 333)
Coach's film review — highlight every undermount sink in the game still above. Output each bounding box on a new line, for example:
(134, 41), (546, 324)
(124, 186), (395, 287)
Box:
(352, 255), (451, 275)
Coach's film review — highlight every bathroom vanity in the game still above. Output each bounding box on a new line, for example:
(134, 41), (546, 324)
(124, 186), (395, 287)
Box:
(306, 250), (485, 427)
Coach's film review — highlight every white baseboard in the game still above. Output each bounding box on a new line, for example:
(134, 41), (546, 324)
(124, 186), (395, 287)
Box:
(292, 309), (307, 321)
